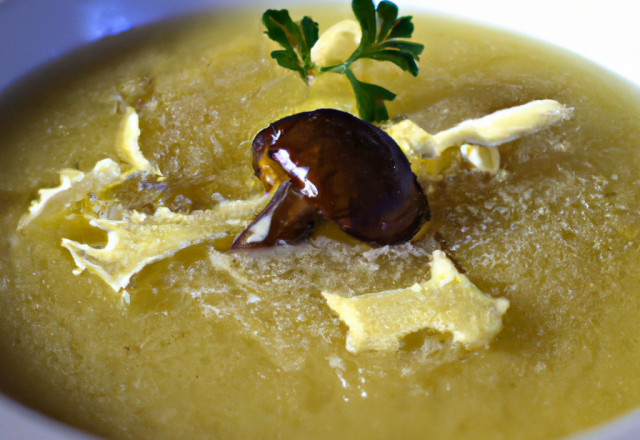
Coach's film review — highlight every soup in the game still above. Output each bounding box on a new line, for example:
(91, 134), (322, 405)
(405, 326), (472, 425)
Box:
(1, 5), (640, 440)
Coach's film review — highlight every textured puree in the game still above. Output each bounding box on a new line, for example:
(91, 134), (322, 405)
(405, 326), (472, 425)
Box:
(1, 6), (640, 440)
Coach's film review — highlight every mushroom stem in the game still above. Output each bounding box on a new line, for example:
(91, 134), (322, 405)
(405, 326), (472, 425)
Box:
(232, 181), (318, 249)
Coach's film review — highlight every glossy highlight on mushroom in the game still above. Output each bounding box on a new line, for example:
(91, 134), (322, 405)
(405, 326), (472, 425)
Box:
(232, 109), (430, 249)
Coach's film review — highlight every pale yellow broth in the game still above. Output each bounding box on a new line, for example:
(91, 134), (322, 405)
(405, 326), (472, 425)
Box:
(2, 6), (640, 440)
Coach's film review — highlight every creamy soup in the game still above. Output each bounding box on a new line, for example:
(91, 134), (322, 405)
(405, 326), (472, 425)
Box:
(1, 6), (640, 440)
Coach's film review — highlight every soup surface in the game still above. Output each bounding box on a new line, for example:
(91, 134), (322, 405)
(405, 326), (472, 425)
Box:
(2, 6), (640, 440)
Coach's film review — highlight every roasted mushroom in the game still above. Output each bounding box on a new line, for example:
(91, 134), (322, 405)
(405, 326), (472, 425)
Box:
(232, 109), (430, 248)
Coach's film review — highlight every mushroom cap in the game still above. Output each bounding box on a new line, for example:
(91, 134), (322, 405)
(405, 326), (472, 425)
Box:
(235, 109), (430, 248)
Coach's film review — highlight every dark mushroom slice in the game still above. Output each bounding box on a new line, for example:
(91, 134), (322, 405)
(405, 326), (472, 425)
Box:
(233, 108), (430, 248)
(232, 180), (317, 248)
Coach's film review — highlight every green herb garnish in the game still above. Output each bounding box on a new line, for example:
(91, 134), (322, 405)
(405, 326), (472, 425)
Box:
(262, 0), (424, 123)
(262, 10), (319, 83)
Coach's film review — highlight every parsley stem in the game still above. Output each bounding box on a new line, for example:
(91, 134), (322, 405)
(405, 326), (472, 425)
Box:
(318, 64), (348, 74)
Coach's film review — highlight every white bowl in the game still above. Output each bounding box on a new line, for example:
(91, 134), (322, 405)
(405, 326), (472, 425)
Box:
(1, 0), (639, 439)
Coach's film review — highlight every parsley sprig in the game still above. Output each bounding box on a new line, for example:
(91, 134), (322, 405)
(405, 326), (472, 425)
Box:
(262, 0), (424, 123)
(262, 10), (319, 83)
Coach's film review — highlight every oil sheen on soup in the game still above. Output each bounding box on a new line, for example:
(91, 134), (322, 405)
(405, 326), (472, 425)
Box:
(1, 6), (640, 440)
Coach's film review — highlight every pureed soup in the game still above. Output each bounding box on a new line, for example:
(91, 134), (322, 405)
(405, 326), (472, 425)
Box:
(1, 4), (640, 440)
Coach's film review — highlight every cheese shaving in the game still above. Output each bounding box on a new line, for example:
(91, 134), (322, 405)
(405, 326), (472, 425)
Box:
(433, 99), (572, 151)
(460, 144), (501, 173)
(385, 119), (436, 161)
(62, 197), (269, 292)
(384, 100), (572, 175)
(115, 106), (162, 176)
(18, 159), (122, 230)
(322, 250), (509, 354)
(311, 20), (361, 67)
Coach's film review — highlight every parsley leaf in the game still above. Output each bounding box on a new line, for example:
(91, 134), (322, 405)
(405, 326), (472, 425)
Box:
(355, 0), (422, 77)
(345, 69), (396, 122)
(263, 0), (423, 123)
(262, 9), (318, 82)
